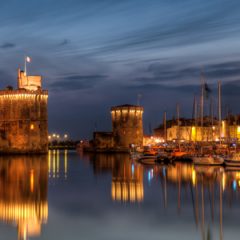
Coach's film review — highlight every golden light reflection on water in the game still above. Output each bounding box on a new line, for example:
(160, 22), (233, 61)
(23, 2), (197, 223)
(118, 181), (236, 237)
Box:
(151, 163), (240, 240)
(85, 153), (240, 239)
(0, 155), (48, 240)
(48, 150), (68, 179)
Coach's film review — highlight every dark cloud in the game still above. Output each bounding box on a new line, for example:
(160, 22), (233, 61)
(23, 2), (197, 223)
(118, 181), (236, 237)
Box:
(205, 61), (240, 79)
(128, 75), (240, 98)
(59, 39), (71, 46)
(127, 82), (199, 94)
(83, 2), (240, 56)
(0, 43), (15, 49)
(130, 60), (240, 87)
(50, 74), (108, 91)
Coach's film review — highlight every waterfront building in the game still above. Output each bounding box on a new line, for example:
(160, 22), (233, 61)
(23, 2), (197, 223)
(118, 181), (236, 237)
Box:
(90, 104), (144, 152)
(154, 117), (240, 142)
(0, 69), (48, 153)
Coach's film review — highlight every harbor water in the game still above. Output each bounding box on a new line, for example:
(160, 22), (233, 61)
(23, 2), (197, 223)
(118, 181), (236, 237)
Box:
(0, 150), (239, 240)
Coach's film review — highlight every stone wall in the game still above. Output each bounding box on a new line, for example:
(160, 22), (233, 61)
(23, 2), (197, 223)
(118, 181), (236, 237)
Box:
(111, 105), (143, 148)
(93, 132), (114, 149)
(0, 89), (48, 153)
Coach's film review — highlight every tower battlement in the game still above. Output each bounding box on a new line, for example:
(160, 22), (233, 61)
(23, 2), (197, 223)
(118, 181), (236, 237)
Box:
(111, 104), (143, 113)
(18, 69), (42, 91)
(0, 89), (48, 97)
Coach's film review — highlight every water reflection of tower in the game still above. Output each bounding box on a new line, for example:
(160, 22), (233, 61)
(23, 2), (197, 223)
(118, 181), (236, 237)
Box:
(91, 154), (144, 202)
(0, 155), (48, 240)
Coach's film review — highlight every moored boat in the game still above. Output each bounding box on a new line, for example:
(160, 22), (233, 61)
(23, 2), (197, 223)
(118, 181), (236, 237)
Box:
(225, 153), (240, 167)
(137, 149), (158, 164)
(192, 154), (224, 166)
(138, 157), (157, 165)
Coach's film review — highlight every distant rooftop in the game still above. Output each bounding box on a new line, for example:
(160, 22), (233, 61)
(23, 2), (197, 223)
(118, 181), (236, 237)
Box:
(111, 104), (143, 109)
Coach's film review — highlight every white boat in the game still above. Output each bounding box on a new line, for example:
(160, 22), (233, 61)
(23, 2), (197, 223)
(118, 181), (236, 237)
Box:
(138, 155), (157, 165)
(137, 150), (158, 164)
(225, 153), (240, 167)
(192, 155), (224, 165)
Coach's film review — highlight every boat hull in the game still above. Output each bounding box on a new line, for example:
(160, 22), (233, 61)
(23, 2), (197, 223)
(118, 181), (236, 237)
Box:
(193, 156), (224, 166)
(138, 157), (156, 165)
(225, 159), (240, 167)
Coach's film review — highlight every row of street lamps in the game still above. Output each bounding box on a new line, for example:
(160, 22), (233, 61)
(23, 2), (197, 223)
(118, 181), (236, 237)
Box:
(48, 133), (68, 141)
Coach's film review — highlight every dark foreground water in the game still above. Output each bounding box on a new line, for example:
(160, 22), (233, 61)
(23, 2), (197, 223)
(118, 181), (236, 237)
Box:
(0, 151), (240, 240)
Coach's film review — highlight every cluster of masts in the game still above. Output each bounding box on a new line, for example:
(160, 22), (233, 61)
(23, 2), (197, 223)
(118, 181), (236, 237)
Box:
(162, 80), (224, 143)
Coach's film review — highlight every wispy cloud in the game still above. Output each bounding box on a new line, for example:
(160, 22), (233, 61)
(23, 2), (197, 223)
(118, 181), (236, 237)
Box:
(127, 60), (240, 88)
(59, 39), (71, 46)
(0, 42), (15, 49)
(50, 74), (108, 91)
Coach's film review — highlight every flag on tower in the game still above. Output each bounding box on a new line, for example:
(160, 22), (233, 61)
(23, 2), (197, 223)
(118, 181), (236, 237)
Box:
(203, 82), (211, 99)
(26, 56), (31, 63)
(24, 56), (31, 76)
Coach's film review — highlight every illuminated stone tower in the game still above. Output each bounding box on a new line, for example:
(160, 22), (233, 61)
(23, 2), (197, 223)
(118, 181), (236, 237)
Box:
(0, 69), (48, 153)
(111, 104), (143, 148)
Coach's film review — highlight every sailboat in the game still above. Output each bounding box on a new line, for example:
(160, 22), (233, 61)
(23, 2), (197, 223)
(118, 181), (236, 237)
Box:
(192, 79), (224, 166)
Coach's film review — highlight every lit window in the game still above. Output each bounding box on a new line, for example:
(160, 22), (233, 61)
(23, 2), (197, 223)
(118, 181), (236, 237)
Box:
(30, 124), (34, 130)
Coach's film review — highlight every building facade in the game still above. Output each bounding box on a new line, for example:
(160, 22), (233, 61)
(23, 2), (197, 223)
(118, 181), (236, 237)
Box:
(0, 69), (48, 153)
(166, 121), (240, 142)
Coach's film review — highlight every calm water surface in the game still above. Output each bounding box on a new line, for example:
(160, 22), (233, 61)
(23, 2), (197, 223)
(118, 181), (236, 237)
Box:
(0, 151), (240, 240)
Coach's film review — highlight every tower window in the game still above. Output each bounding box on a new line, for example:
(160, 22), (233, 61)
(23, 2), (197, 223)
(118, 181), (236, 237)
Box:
(30, 124), (34, 130)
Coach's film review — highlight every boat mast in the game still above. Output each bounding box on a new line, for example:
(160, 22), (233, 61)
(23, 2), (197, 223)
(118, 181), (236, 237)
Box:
(218, 81), (222, 146)
(176, 103), (180, 148)
(210, 97), (214, 142)
(163, 111), (167, 142)
(201, 77), (204, 142)
(191, 95), (196, 141)
(195, 97), (198, 142)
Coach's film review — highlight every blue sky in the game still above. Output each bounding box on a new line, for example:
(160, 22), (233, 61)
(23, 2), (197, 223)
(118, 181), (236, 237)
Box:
(1, 0), (240, 138)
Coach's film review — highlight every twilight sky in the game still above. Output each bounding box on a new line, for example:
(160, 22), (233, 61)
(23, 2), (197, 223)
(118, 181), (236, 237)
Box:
(1, 0), (240, 139)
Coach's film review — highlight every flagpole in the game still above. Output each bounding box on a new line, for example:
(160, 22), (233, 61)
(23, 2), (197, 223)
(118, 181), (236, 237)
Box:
(24, 56), (27, 76)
